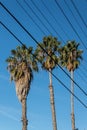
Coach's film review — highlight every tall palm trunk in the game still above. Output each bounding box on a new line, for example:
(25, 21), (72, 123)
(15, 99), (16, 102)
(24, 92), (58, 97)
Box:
(71, 70), (75, 130)
(22, 98), (28, 130)
(15, 73), (29, 130)
(49, 69), (57, 130)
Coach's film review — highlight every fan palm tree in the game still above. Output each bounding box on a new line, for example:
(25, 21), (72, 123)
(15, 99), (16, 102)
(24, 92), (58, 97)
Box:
(35, 36), (61, 130)
(6, 45), (38, 130)
(59, 41), (83, 130)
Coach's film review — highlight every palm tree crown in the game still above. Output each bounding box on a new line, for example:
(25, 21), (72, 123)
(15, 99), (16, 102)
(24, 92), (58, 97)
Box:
(35, 36), (61, 70)
(6, 45), (38, 101)
(59, 40), (83, 71)
(35, 36), (61, 130)
(59, 40), (83, 130)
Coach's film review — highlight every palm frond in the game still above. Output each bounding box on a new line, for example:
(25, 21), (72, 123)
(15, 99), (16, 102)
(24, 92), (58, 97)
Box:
(35, 35), (61, 71)
(59, 40), (83, 71)
(6, 45), (38, 82)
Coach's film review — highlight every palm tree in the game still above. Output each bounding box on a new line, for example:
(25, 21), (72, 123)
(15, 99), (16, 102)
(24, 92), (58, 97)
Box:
(35, 36), (61, 130)
(6, 45), (38, 130)
(59, 41), (83, 130)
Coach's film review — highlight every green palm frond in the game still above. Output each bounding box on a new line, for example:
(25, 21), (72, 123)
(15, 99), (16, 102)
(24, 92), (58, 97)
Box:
(6, 45), (38, 82)
(59, 40), (83, 71)
(35, 36), (61, 70)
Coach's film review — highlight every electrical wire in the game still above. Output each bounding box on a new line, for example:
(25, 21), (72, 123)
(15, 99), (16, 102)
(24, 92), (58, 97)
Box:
(16, 0), (45, 35)
(55, 0), (87, 50)
(1, 2), (87, 96)
(22, 0), (51, 35)
(55, 0), (87, 77)
(18, 0), (87, 88)
(1, 21), (87, 108)
(30, 0), (64, 42)
(22, 0), (87, 86)
(41, 0), (70, 40)
(71, 0), (87, 29)
(75, 71), (87, 85)
(64, 0), (87, 39)
(64, 0), (87, 75)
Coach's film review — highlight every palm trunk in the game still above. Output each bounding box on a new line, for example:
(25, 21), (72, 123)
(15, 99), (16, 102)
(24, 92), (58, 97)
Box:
(49, 69), (57, 130)
(21, 98), (28, 130)
(71, 70), (75, 130)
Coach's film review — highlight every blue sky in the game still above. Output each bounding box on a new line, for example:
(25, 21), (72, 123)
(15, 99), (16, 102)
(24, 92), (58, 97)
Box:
(0, 0), (87, 130)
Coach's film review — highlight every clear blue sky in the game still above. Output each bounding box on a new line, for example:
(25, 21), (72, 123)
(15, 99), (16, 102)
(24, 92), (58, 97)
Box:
(0, 0), (87, 130)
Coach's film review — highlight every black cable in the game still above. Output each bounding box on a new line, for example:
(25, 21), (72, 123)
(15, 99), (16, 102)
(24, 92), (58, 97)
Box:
(24, 0), (87, 82)
(64, 0), (87, 39)
(41, 0), (70, 40)
(76, 71), (87, 85)
(64, 0), (87, 71)
(16, 0), (45, 35)
(0, 21), (24, 46)
(55, 0), (87, 50)
(64, 0), (87, 74)
(22, 0), (51, 35)
(1, 21), (87, 108)
(31, 0), (64, 42)
(71, 0), (87, 29)
(1, 2), (87, 96)
(80, 67), (87, 78)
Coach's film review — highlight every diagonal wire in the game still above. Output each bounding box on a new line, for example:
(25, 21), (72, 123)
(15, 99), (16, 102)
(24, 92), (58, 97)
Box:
(55, 0), (87, 50)
(64, 0), (87, 75)
(16, 0), (45, 35)
(71, 0), (87, 29)
(23, 0), (87, 80)
(41, 0), (70, 40)
(1, 2), (87, 96)
(64, 0), (87, 39)
(31, 0), (64, 42)
(22, 0), (51, 35)
(1, 21), (87, 108)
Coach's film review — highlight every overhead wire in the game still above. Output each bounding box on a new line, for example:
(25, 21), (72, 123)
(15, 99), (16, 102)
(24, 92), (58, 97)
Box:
(1, 21), (87, 108)
(0, 2), (87, 96)
(16, 0), (87, 75)
(16, 0), (45, 35)
(40, 0), (70, 40)
(30, 0), (65, 43)
(80, 67), (87, 78)
(71, 0), (87, 29)
(18, 0), (87, 84)
(75, 71), (87, 85)
(55, 0), (87, 50)
(55, 0), (87, 81)
(25, 0), (87, 79)
(21, 0), (51, 35)
(64, 0), (87, 76)
(23, 0), (87, 76)
(64, 0), (87, 39)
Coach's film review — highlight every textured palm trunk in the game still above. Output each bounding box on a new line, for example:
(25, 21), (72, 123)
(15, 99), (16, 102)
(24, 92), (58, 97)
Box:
(49, 69), (57, 130)
(71, 70), (75, 130)
(22, 98), (28, 130)
(15, 73), (29, 130)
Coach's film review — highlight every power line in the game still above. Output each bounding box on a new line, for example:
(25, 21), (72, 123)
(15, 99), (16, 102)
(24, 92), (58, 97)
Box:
(55, 0), (87, 50)
(64, 0), (87, 39)
(1, 21), (87, 108)
(75, 70), (87, 86)
(64, 0), (87, 74)
(22, 0), (51, 35)
(71, 0), (87, 29)
(16, 0), (45, 35)
(41, 0), (70, 40)
(31, 0), (64, 42)
(1, 2), (87, 96)
(0, 21), (24, 46)
(23, 0), (87, 87)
